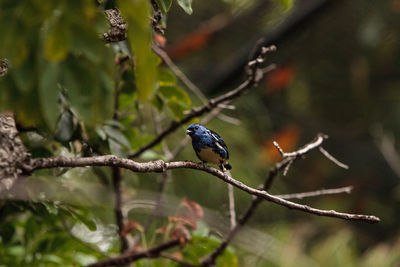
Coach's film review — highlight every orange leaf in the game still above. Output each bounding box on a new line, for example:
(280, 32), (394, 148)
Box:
(182, 197), (204, 219)
(166, 15), (230, 60)
(262, 124), (301, 161)
(266, 64), (295, 93)
(171, 252), (183, 260)
(170, 222), (191, 245)
(120, 220), (142, 237)
(154, 32), (167, 48)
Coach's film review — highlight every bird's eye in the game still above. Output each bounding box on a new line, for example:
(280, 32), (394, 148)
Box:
(194, 126), (199, 130)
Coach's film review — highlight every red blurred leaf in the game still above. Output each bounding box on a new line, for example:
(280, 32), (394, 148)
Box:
(171, 252), (183, 260)
(168, 197), (204, 230)
(170, 222), (191, 245)
(120, 220), (142, 237)
(266, 64), (295, 92)
(182, 197), (204, 219)
(154, 32), (167, 48)
(155, 225), (168, 235)
(262, 124), (301, 161)
(166, 15), (230, 60)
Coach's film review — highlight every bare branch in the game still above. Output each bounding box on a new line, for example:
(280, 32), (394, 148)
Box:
(274, 133), (327, 158)
(127, 45), (276, 158)
(150, 0), (165, 34)
(227, 182), (236, 229)
(276, 186), (354, 200)
(0, 113), (31, 195)
(27, 156), (380, 223)
(273, 133), (331, 176)
(372, 126), (400, 179)
(112, 167), (130, 253)
(319, 147), (349, 169)
(86, 239), (180, 267)
(103, 9), (127, 43)
(0, 58), (8, 77)
(161, 253), (197, 267)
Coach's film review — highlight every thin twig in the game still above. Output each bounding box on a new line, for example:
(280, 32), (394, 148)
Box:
(86, 239), (180, 267)
(276, 186), (354, 200)
(112, 61), (130, 257)
(153, 45), (208, 103)
(273, 133), (328, 176)
(227, 182), (236, 230)
(112, 167), (129, 253)
(160, 253), (197, 267)
(372, 126), (400, 179)
(319, 147), (349, 169)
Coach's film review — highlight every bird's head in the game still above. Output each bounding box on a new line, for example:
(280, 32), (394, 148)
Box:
(186, 124), (206, 137)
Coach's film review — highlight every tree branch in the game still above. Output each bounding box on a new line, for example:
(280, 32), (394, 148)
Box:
(150, 0), (164, 34)
(103, 9), (127, 43)
(0, 58), (8, 77)
(86, 239), (180, 267)
(112, 167), (130, 253)
(27, 156), (380, 224)
(276, 186), (353, 200)
(227, 182), (236, 230)
(0, 113), (31, 195)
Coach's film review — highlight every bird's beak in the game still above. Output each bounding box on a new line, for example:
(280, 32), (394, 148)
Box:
(186, 129), (193, 135)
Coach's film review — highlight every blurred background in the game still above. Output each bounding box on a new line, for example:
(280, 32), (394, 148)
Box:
(0, 0), (399, 266)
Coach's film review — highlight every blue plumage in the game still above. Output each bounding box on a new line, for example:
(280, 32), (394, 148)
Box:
(186, 124), (232, 171)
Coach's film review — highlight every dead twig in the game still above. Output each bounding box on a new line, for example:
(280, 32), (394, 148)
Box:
(276, 186), (354, 200)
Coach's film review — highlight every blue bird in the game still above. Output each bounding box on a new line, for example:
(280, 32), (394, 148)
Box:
(186, 124), (232, 171)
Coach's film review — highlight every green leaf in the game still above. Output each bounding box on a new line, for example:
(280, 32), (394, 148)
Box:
(277, 0), (294, 9)
(151, 93), (164, 111)
(44, 15), (70, 62)
(159, 86), (191, 118)
(42, 254), (63, 264)
(108, 138), (125, 157)
(71, 212), (97, 231)
(72, 253), (97, 266)
(0, 222), (15, 244)
(103, 125), (131, 149)
(159, 86), (191, 105)
(181, 235), (238, 266)
(7, 246), (25, 257)
(54, 110), (75, 142)
(95, 126), (107, 140)
(119, 0), (158, 101)
(155, 0), (173, 13)
(158, 68), (177, 86)
(39, 62), (61, 128)
(177, 0), (193, 14)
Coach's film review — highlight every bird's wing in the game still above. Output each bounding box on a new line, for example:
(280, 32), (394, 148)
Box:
(209, 130), (229, 159)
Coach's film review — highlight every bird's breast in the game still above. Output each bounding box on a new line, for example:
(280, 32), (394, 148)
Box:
(197, 147), (223, 165)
